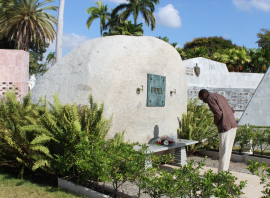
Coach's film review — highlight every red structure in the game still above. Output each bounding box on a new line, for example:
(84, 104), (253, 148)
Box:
(0, 50), (29, 99)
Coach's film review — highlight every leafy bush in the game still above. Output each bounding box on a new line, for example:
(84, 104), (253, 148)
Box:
(75, 138), (172, 195)
(0, 91), (56, 178)
(251, 128), (270, 155)
(0, 91), (112, 178)
(38, 93), (111, 177)
(139, 158), (246, 198)
(234, 124), (254, 153)
(247, 160), (270, 197)
(178, 98), (218, 155)
(234, 125), (270, 155)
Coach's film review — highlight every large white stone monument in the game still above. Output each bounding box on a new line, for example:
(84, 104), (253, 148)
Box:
(31, 36), (187, 143)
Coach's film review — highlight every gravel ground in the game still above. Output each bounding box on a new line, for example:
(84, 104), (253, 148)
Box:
(187, 153), (251, 174)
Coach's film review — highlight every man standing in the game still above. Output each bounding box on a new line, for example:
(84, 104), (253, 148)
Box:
(198, 89), (238, 172)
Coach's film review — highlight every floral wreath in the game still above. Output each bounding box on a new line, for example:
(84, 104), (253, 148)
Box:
(153, 136), (175, 146)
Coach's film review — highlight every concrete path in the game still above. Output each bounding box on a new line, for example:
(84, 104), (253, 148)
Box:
(161, 165), (265, 198)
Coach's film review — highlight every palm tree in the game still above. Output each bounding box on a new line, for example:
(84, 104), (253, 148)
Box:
(86, 1), (110, 37)
(119, 20), (143, 36)
(112, 0), (159, 31)
(0, 0), (58, 52)
(156, 36), (179, 48)
(157, 36), (169, 43)
(213, 48), (251, 72)
(56, 0), (65, 63)
(46, 51), (56, 66)
(104, 20), (143, 36)
(103, 9), (120, 34)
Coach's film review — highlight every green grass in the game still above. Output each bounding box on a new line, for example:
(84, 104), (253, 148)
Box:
(0, 169), (87, 198)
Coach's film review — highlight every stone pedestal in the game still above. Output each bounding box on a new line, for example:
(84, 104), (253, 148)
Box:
(134, 139), (198, 167)
(173, 147), (187, 166)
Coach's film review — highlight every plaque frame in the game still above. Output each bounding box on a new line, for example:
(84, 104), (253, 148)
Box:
(147, 74), (166, 107)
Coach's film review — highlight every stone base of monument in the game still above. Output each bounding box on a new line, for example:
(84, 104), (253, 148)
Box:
(134, 139), (198, 167)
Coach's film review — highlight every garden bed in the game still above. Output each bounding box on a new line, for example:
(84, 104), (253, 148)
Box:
(58, 177), (141, 198)
(198, 150), (270, 165)
(58, 177), (112, 198)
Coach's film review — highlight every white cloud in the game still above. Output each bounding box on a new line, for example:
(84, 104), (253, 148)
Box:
(48, 33), (91, 52)
(154, 4), (181, 28)
(233, 0), (270, 12)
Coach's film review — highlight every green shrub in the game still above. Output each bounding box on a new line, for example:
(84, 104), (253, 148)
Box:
(75, 140), (171, 195)
(178, 98), (218, 155)
(0, 91), (56, 178)
(234, 124), (254, 153)
(234, 125), (270, 155)
(139, 158), (246, 198)
(251, 128), (270, 155)
(40, 93), (112, 177)
(107, 131), (125, 146)
(247, 160), (270, 197)
(0, 91), (112, 178)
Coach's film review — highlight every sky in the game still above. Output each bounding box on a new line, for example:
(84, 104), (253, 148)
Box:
(45, 0), (270, 58)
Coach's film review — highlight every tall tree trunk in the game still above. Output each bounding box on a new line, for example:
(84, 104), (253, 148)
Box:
(56, 0), (65, 63)
(100, 22), (103, 37)
(25, 27), (30, 52)
(134, 14), (137, 26)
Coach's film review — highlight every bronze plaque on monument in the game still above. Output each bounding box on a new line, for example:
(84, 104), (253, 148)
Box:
(147, 74), (166, 107)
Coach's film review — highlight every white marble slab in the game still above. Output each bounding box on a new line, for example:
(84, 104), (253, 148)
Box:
(134, 139), (198, 153)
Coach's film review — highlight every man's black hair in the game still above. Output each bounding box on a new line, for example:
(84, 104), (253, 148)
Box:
(198, 89), (209, 98)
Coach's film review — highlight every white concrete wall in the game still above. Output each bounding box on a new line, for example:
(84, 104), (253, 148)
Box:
(183, 57), (265, 119)
(183, 57), (263, 89)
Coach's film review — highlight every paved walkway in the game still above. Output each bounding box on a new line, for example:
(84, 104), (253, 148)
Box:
(161, 164), (265, 198)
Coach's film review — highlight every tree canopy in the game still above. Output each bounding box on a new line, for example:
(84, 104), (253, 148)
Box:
(86, 1), (110, 37)
(256, 28), (270, 50)
(183, 36), (241, 58)
(112, 0), (159, 31)
(103, 20), (143, 36)
(0, 0), (58, 52)
(161, 35), (269, 73)
(29, 41), (49, 76)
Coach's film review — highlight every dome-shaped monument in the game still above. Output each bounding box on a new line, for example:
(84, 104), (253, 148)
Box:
(32, 36), (187, 143)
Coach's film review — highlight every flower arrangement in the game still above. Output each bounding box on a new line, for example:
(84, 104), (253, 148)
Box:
(155, 136), (175, 146)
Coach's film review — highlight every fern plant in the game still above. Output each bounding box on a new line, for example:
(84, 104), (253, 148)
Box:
(0, 91), (56, 178)
(0, 91), (112, 178)
(37, 93), (112, 176)
(178, 98), (217, 155)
